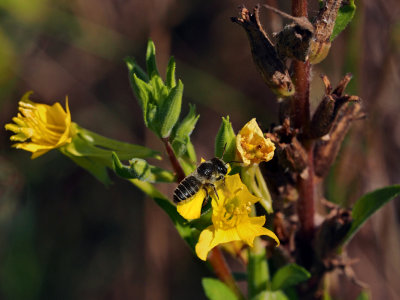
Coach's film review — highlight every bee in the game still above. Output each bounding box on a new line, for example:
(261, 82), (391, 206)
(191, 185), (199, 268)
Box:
(173, 157), (228, 204)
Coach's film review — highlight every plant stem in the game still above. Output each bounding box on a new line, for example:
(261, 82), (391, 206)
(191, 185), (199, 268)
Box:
(162, 138), (186, 182)
(297, 141), (315, 240)
(291, 0), (311, 131)
(162, 137), (244, 299)
(209, 248), (245, 300)
(290, 0), (314, 240)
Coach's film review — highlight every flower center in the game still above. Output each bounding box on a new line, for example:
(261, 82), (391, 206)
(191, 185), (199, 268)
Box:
(214, 196), (252, 230)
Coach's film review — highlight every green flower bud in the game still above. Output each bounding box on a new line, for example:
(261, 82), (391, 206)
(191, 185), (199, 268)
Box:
(112, 153), (175, 183)
(215, 116), (236, 162)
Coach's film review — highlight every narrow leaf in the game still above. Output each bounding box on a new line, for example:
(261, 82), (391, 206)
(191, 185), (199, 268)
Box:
(252, 290), (289, 300)
(171, 104), (200, 157)
(331, 0), (356, 41)
(156, 80), (183, 138)
(271, 264), (311, 291)
(146, 40), (160, 78)
(343, 185), (400, 244)
(129, 179), (197, 249)
(356, 291), (370, 300)
(125, 56), (149, 82)
(132, 74), (151, 126)
(166, 56), (176, 88)
(77, 126), (161, 159)
(202, 278), (238, 300)
(60, 149), (111, 186)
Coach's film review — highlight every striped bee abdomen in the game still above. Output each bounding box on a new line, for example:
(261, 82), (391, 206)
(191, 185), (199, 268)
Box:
(173, 175), (202, 203)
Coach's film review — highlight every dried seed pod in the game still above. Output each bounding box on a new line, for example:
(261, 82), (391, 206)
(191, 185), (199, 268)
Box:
(308, 0), (343, 64)
(276, 137), (308, 173)
(310, 73), (359, 138)
(231, 5), (295, 97)
(314, 100), (365, 178)
(263, 4), (314, 62)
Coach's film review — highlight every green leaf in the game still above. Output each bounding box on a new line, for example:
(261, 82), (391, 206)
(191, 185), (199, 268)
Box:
(202, 278), (238, 300)
(248, 241), (269, 299)
(271, 264), (311, 291)
(166, 56), (176, 88)
(77, 126), (161, 159)
(343, 185), (400, 244)
(155, 80), (183, 138)
(131, 74), (151, 126)
(111, 153), (175, 183)
(356, 291), (370, 300)
(60, 149), (112, 186)
(129, 179), (198, 249)
(171, 104), (200, 157)
(331, 0), (356, 41)
(215, 116), (236, 163)
(252, 290), (289, 300)
(149, 75), (167, 105)
(125, 56), (149, 82)
(146, 40), (160, 78)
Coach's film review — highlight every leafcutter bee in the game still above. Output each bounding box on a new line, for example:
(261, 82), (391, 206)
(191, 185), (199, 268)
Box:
(173, 157), (228, 204)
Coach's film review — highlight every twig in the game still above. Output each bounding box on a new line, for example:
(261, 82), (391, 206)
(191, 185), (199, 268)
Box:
(162, 138), (186, 182)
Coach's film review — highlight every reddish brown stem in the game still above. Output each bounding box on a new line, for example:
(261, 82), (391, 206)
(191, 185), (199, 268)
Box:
(162, 138), (186, 182)
(291, 0), (315, 239)
(209, 248), (245, 299)
(297, 141), (315, 240)
(291, 0), (311, 131)
(162, 138), (243, 299)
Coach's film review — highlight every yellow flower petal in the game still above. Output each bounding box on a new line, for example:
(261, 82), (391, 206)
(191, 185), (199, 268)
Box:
(194, 173), (279, 260)
(195, 225), (215, 261)
(236, 118), (275, 166)
(176, 189), (207, 220)
(5, 92), (75, 158)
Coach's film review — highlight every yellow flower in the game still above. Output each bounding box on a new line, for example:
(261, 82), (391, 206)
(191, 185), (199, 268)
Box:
(236, 118), (275, 166)
(195, 174), (279, 261)
(5, 91), (75, 159)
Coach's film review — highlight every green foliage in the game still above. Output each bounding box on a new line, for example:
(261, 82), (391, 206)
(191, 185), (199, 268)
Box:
(331, 0), (356, 41)
(215, 116), (236, 163)
(171, 104), (200, 157)
(111, 153), (175, 183)
(252, 290), (289, 300)
(155, 80), (183, 138)
(202, 278), (238, 300)
(356, 291), (370, 300)
(126, 40), (185, 138)
(130, 179), (198, 249)
(271, 264), (311, 291)
(343, 185), (400, 244)
(59, 125), (160, 185)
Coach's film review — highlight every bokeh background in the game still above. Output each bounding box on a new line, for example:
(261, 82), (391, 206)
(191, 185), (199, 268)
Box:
(0, 0), (399, 299)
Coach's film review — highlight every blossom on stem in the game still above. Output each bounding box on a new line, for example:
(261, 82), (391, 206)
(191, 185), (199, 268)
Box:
(5, 92), (75, 159)
(236, 118), (275, 166)
(195, 174), (279, 261)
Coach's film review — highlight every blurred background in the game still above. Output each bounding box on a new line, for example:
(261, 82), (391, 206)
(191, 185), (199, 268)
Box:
(0, 0), (399, 299)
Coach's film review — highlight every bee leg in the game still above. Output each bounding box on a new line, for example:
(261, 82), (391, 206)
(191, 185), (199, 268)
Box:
(204, 183), (219, 200)
(202, 187), (210, 206)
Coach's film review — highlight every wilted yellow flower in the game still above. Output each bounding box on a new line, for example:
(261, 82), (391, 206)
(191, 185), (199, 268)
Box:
(195, 174), (279, 261)
(5, 92), (75, 159)
(236, 118), (275, 166)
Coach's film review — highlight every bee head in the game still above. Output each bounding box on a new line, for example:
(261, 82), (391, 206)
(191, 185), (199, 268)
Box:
(211, 157), (228, 175)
